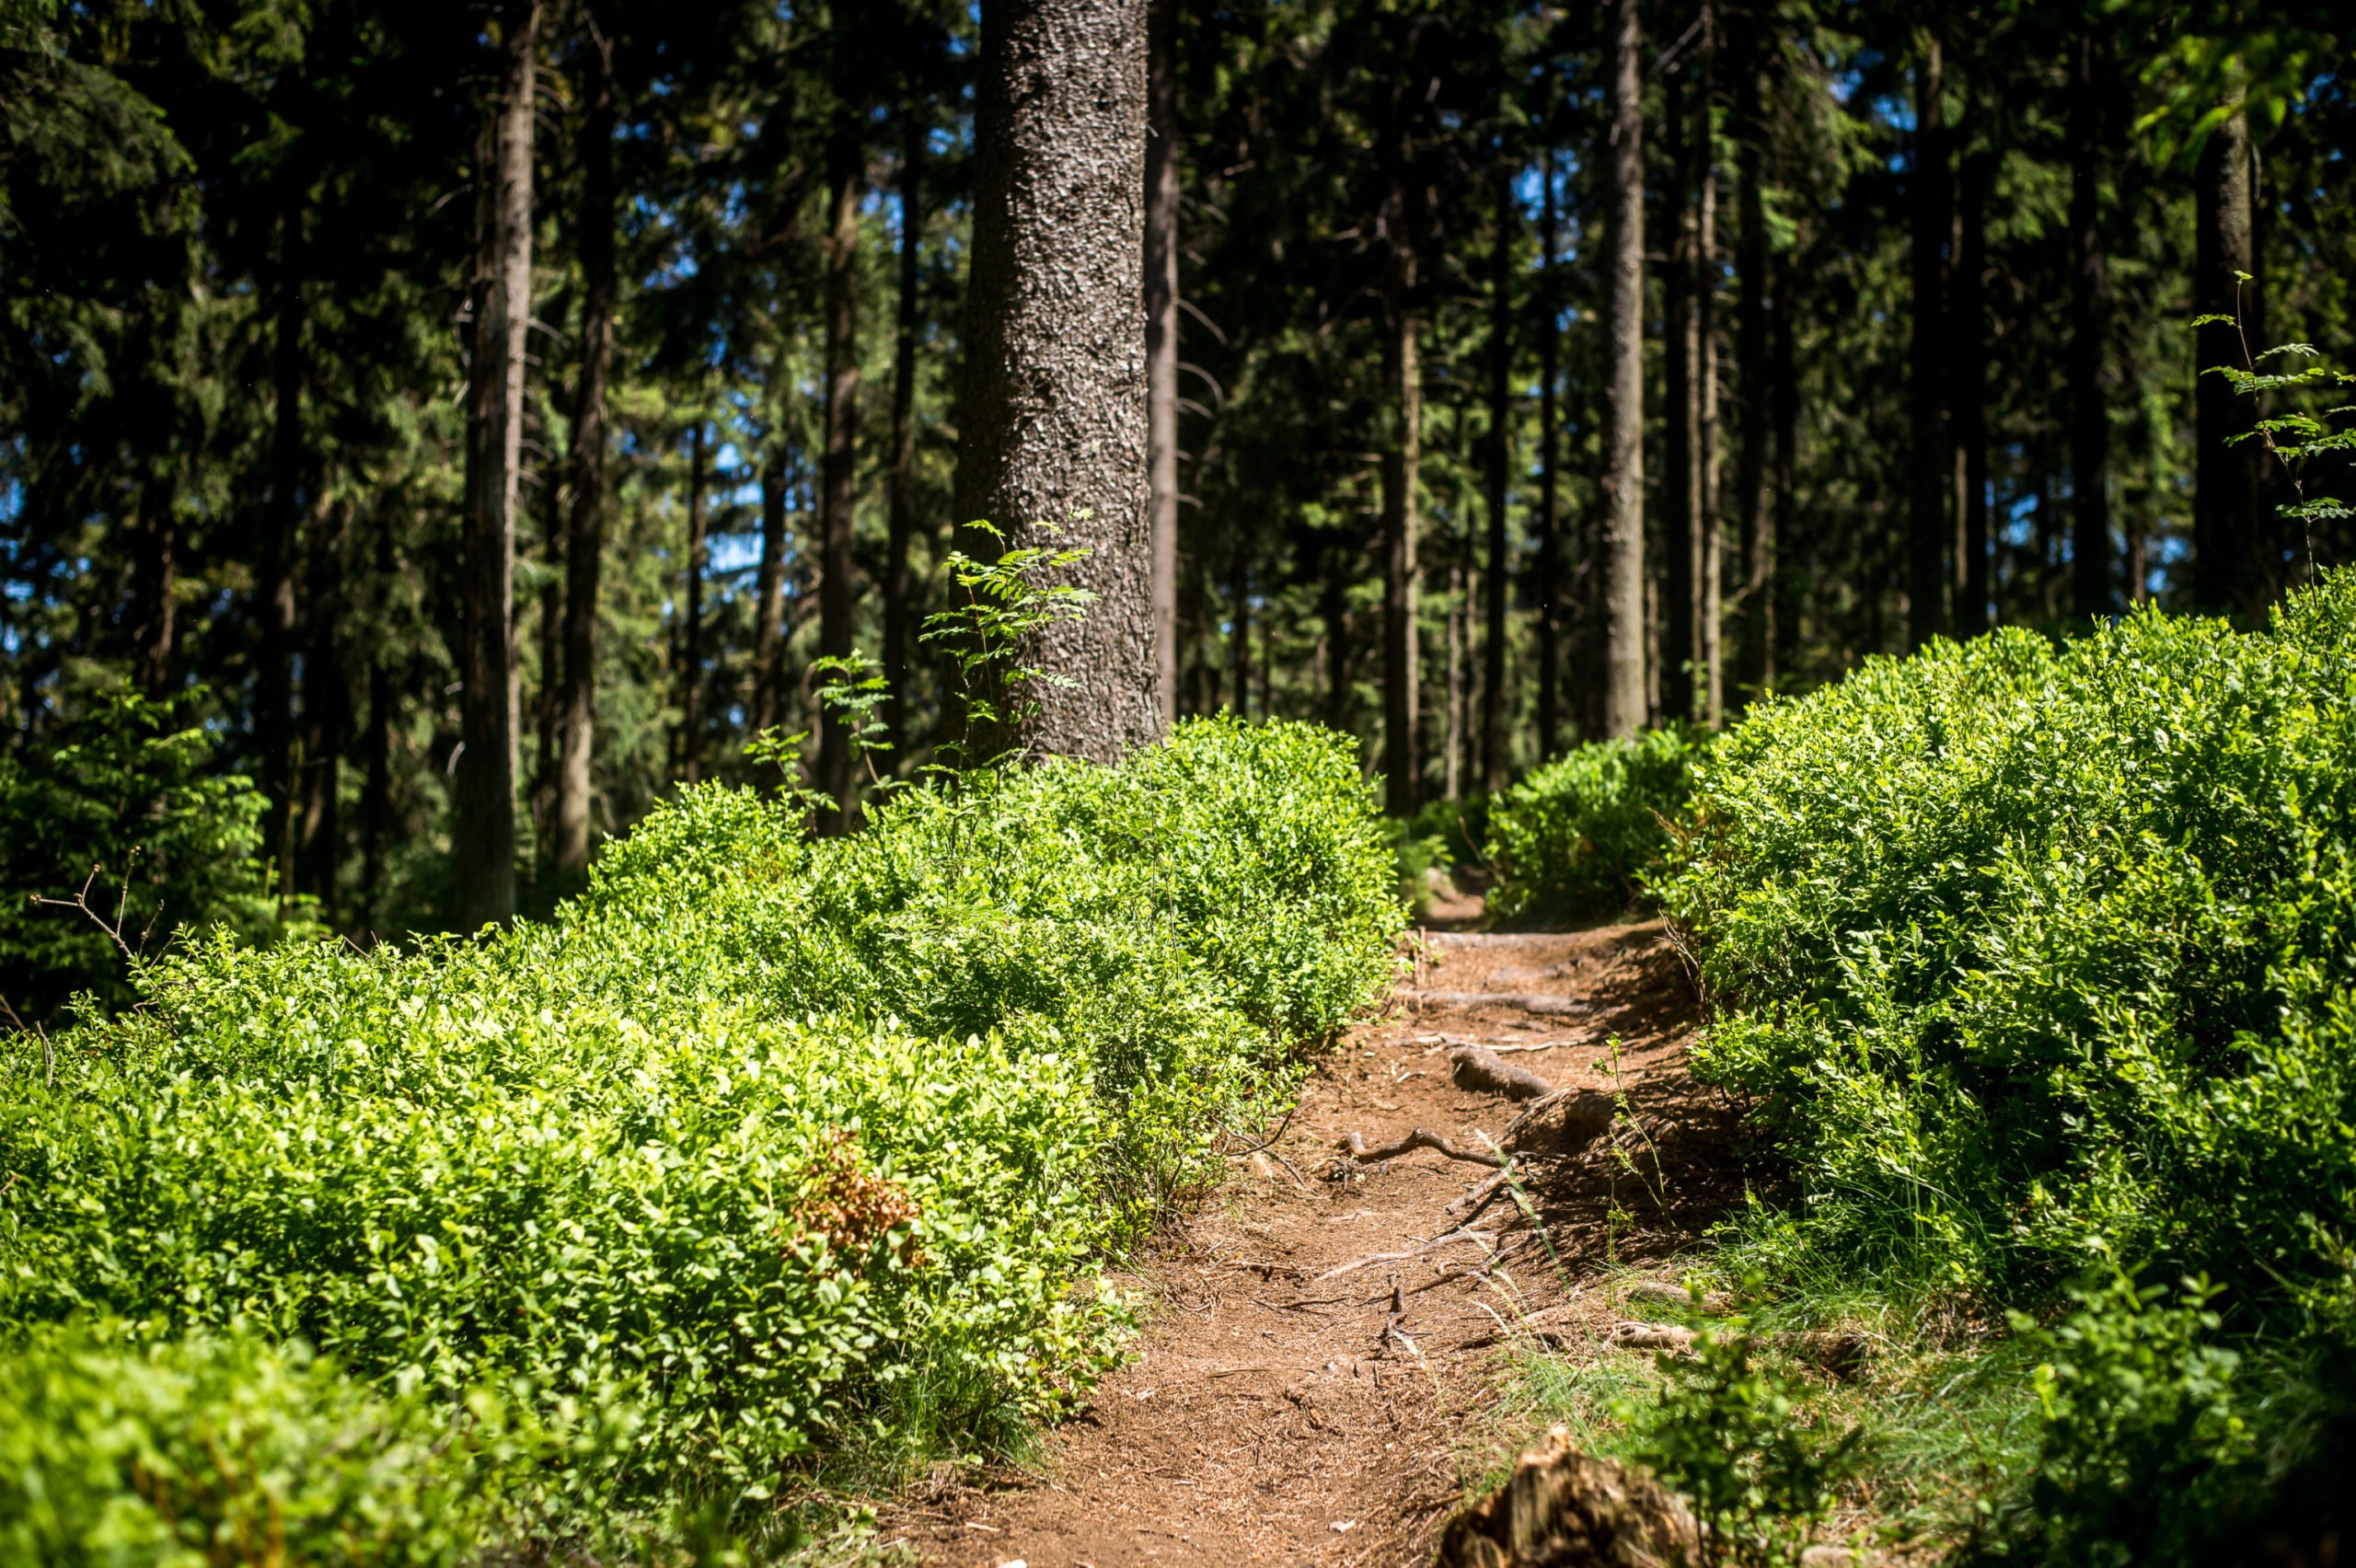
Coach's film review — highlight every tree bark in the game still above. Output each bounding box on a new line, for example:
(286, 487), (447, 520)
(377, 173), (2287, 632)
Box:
(1380, 124), (1423, 814)
(454, 0), (536, 930)
(1145, 0), (1181, 733)
(679, 421), (708, 784)
(884, 103), (926, 755)
(953, 0), (1157, 762)
(1322, 547), (1350, 733)
(1660, 4), (1712, 727)
(1770, 263), (1800, 669)
(1731, 15), (1773, 704)
(1229, 543), (1252, 720)
(2067, 34), (2110, 620)
(297, 525), (345, 910)
(1481, 165), (1513, 790)
(1534, 146), (1563, 759)
(1598, 0), (1648, 737)
(260, 165), (306, 895)
(1906, 31), (1949, 647)
(754, 458), (791, 738)
(130, 475), (177, 697)
(553, 17), (612, 891)
(815, 89), (863, 813)
(2194, 106), (2262, 618)
(1957, 149), (1991, 632)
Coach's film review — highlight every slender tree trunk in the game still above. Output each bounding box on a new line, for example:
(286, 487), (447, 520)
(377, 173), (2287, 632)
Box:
(884, 105), (926, 754)
(2194, 106), (2262, 618)
(1599, 0), (1648, 737)
(754, 459), (791, 737)
(1145, 0), (1181, 732)
(1444, 550), (1464, 800)
(131, 476), (177, 696)
(815, 102), (863, 813)
(1380, 147), (1423, 814)
(1660, 4), (1710, 726)
(1906, 31), (1949, 647)
(1481, 166), (1513, 790)
(2067, 34), (2110, 620)
(1958, 150), (1991, 632)
(1696, 77), (1722, 728)
(1229, 544), (1251, 719)
(1732, 16), (1773, 704)
(297, 528), (345, 909)
(535, 476), (561, 834)
(1322, 550), (1350, 733)
(454, 0), (536, 929)
(260, 167), (306, 894)
(1535, 146), (1563, 758)
(1771, 263), (1800, 669)
(953, 0), (1156, 761)
(361, 651), (392, 927)
(553, 20), (612, 890)
(679, 421), (708, 784)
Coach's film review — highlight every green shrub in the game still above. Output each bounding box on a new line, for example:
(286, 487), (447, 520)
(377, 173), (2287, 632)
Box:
(1488, 727), (1704, 923)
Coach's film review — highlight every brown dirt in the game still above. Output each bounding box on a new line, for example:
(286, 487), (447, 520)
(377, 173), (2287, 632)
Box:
(884, 920), (1741, 1568)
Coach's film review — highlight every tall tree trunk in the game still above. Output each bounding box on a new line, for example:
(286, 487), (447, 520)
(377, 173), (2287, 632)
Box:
(2194, 106), (2261, 618)
(679, 421), (708, 784)
(553, 18), (612, 891)
(1957, 149), (1991, 632)
(1534, 145), (1563, 758)
(953, 0), (1156, 761)
(754, 458), (791, 737)
(1145, 0), (1181, 733)
(884, 104), (926, 755)
(454, 0), (536, 930)
(1598, 0), (1648, 737)
(815, 99), (863, 813)
(1322, 548), (1350, 733)
(1695, 88), (1722, 728)
(1906, 30), (1949, 647)
(535, 475), (561, 834)
(2067, 34), (2110, 620)
(1444, 549), (1464, 800)
(297, 525), (345, 910)
(361, 651), (392, 927)
(1660, 4), (1711, 726)
(131, 475), (177, 696)
(1731, 15), (1773, 704)
(1229, 544), (1251, 720)
(260, 167), (306, 895)
(1380, 127), (1423, 814)
(1481, 165), (1513, 790)
(1770, 263), (1800, 670)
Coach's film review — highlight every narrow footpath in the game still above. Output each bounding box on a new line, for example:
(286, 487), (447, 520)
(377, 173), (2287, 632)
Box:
(886, 919), (1739, 1568)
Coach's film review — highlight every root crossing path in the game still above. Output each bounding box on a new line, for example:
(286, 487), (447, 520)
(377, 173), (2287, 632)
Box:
(890, 921), (1738, 1568)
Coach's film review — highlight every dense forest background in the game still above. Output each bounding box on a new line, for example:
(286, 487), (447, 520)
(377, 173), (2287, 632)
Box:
(3, 0), (2349, 951)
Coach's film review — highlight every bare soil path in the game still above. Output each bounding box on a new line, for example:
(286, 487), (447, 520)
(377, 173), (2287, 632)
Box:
(887, 921), (1740, 1568)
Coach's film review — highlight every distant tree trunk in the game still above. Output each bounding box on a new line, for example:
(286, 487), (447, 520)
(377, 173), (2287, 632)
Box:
(454, 0), (537, 930)
(1957, 150), (1991, 632)
(1598, 0), (1648, 737)
(1444, 549), (1464, 800)
(2067, 34), (2110, 620)
(1229, 545), (1251, 719)
(361, 651), (392, 924)
(1771, 263), (1800, 669)
(884, 104), (926, 755)
(130, 476), (177, 696)
(1481, 165), (1513, 790)
(297, 529), (345, 910)
(1731, 15), (1773, 705)
(260, 167), (306, 894)
(679, 421), (707, 784)
(534, 477), (561, 834)
(754, 458), (791, 737)
(1322, 550), (1350, 732)
(1534, 146), (1564, 759)
(814, 96), (863, 813)
(1380, 132), (1424, 814)
(955, 0), (1155, 760)
(1660, 3), (1711, 726)
(1145, 0), (1181, 733)
(553, 19), (613, 891)
(2194, 106), (2262, 618)
(1906, 31), (1949, 647)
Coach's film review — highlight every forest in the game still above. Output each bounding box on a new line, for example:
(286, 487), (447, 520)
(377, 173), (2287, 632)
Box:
(4, 0), (2354, 1564)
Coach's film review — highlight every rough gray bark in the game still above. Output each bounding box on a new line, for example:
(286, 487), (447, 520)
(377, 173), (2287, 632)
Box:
(1481, 167), (1511, 791)
(2067, 34), (2110, 620)
(814, 81), (863, 813)
(954, 0), (1157, 762)
(1906, 31), (1949, 647)
(884, 106), (925, 753)
(1598, 0), (1648, 738)
(454, 0), (536, 929)
(553, 18), (612, 890)
(1145, 0), (1180, 733)
(2195, 106), (2262, 618)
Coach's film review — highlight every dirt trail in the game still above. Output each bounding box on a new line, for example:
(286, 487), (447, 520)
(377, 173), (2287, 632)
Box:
(889, 920), (1739, 1568)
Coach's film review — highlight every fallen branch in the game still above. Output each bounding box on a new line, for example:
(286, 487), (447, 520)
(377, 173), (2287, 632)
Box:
(1449, 1045), (1554, 1101)
(1339, 1127), (1505, 1169)
(1410, 990), (1595, 1017)
(1311, 1227), (1498, 1283)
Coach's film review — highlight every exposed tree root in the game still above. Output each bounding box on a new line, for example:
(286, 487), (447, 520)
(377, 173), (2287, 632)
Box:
(1412, 989), (1597, 1017)
(1338, 1126), (1506, 1169)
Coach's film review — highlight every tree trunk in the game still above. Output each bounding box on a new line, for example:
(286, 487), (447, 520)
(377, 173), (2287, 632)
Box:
(1229, 544), (1252, 720)
(2067, 34), (2110, 620)
(815, 99), (862, 813)
(953, 0), (1157, 762)
(1380, 148), (1423, 814)
(754, 458), (791, 737)
(1770, 263), (1800, 670)
(361, 651), (392, 927)
(1322, 548), (1350, 733)
(1957, 149), (1991, 632)
(1906, 31), (1949, 647)
(1660, 5), (1710, 727)
(2194, 106), (2261, 618)
(260, 167), (306, 896)
(1145, 0), (1181, 733)
(1444, 549), (1464, 800)
(454, 0), (536, 930)
(553, 17), (612, 891)
(1598, 0), (1648, 737)
(130, 476), (177, 697)
(1481, 166), (1513, 790)
(1731, 14), (1773, 705)
(297, 530), (345, 910)
(1535, 145), (1563, 759)
(679, 421), (708, 784)
(535, 474), (561, 836)
(884, 103), (925, 755)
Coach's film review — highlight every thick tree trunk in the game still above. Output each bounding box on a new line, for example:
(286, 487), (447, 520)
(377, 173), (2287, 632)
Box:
(954, 0), (1157, 761)
(1481, 167), (1512, 790)
(1957, 150), (1991, 632)
(815, 104), (863, 812)
(679, 421), (708, 784)
(1598, 0), (1647, 737)
(884, 105), (925, 754)
(1145, 0), (1180, 733)
(1534, 147), (1563, 759)
(2067, 35), (2110, 620)
(2194, 107), (2262, 618)
(454, 0), (536, 930)
(1906, 32), (1949, 647)
(1731, 17), (1773, 705)
(130, 476), (177, 697)
(553, 20), (612, 890)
